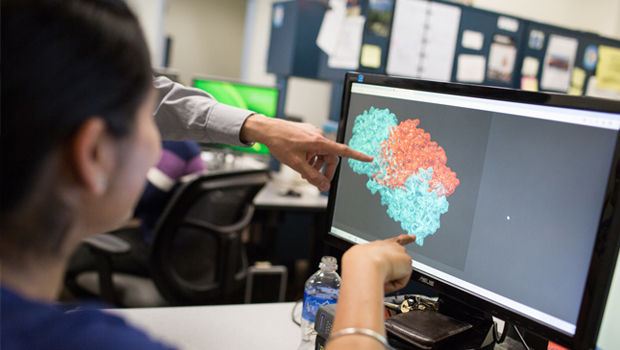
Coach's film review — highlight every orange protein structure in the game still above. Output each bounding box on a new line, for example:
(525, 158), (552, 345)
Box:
(375, 119), (459, 197)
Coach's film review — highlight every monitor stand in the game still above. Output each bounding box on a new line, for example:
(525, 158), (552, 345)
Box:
(387, 294), (496, 350)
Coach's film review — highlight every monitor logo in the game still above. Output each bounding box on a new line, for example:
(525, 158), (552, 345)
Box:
(358, 75), (364, 82)
(418, 276), (435, 287)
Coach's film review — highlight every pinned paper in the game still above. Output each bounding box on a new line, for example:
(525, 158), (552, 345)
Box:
(596, 45), (620, 92)
(540, 34), (578, 92)
(456, 54), (486, 83)
(316, 0), (347, 55)
(583, 45), (598, 70)
(487, 40), (517, 83)
(366, 0), (394, 37)
(462, 30), (484, 50)
(571, 67), (586, 90)
(521, 56), (540, 77)
(568, 87), (582, 96)
(529, 30), (545, 50)
(273, 4), (284, 28)
(327, 16), (366, 69)
(497, 16), (519, 32)
(586, 76), (620, 100)
(386, 0), (461, 81)
(360, 44), (382, 68)
(521, 77), (539, 91)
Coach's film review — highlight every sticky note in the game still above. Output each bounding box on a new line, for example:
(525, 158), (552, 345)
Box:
(456, 54), (486, 83)
(360, 44), (382, 68)
(596, 45), (620, 92)
(571, 67), (586, 89)
(568, 87), (583, 96)
(521, 56), (540, 77)
(462, 30), (484, 50)
(521, 77), (539, 91)
(497, 16), (519, 32)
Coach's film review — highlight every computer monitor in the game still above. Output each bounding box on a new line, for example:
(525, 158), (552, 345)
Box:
(326, 72), (620, 349)
(595, 249), (620, 350)
(192, 75), (280, 155)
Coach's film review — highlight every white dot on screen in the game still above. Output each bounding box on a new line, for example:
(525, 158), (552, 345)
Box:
(507, 216), (510, 220)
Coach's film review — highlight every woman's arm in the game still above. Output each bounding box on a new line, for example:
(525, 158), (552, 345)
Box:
(326, 234), (415, 350)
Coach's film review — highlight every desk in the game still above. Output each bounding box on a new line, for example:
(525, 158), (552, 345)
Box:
(252, 178), (328, 279)
(106, 302), (300, 350)
(253, 180), (328, 211)
(107, 302), (527, 350)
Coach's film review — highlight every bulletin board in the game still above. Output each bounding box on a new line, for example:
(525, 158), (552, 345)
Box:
(450, 5), (525, 88)
(316, 0), (395, 81)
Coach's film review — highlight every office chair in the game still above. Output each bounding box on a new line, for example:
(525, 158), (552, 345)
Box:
(66, 169), (269, 307)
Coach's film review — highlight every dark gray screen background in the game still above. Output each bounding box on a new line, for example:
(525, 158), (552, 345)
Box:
(331, 92), (618, 325)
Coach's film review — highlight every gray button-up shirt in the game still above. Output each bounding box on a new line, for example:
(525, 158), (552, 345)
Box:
(153, 76), (255, 147)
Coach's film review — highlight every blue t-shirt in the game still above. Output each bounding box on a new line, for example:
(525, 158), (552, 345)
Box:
(1, 287), (176, 350)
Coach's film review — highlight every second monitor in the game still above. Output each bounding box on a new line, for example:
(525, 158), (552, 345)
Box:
(192, 75), (280, 155)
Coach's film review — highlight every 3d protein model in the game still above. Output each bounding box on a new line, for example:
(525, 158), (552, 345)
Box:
(348, 107), (459, 246)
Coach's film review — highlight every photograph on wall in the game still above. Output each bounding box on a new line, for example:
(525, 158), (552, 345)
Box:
(366, 0), (394, 37)
(540, 34), (579, 92)
(487, 35), (517, 83)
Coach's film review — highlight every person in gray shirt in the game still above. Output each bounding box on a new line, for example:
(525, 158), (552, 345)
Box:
(154, 76), (371, 192)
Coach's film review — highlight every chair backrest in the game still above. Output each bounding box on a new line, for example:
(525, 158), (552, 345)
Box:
(149, 169), (269, 305)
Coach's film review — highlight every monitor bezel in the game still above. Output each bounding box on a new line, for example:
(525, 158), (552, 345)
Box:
(325, 72), (620, 349)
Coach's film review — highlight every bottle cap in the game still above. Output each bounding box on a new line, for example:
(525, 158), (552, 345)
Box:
(319, 256), (338, 271)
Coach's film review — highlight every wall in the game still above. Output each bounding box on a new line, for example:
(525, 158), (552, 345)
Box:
(471, 0), (620, 40)
(241, 0), (333, 128)
(135, 0), (620, 127)
(125, 0), (168, 67)
(164, 0), (247, 86)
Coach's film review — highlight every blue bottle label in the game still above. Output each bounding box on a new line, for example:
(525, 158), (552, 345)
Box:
(301, 292), (337, 323)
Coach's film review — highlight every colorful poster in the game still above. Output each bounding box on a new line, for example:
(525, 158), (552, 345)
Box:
(487, 35), (517, 83)
(540, 34), (579, 92)
(366, 0), (394, 37)
(529, 30), (545, 50)
(583, 45), (598, 70)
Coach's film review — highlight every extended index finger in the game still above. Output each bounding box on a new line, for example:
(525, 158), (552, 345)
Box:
(320, 140), (373, 162)
(388, 234), (416, 246)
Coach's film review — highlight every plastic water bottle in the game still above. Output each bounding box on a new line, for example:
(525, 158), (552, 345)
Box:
(298, 256), (341, 350)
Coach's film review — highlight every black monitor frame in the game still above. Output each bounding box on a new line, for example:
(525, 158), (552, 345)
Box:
(325, 72), (620, 350)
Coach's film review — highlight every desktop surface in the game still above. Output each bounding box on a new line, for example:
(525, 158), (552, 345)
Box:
(106, 302), (300, 350)
(327, 73), (620, 348)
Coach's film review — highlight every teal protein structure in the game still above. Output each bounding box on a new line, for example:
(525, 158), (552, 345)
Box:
(348, 107), (449, 246)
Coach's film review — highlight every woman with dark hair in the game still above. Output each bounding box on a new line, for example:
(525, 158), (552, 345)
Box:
(0, 0), (414, 349)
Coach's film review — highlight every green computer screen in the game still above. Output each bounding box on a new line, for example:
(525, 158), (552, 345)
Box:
(193, 78), (279, 155)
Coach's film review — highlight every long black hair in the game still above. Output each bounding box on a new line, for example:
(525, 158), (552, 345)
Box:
(1, 0), (153, 254)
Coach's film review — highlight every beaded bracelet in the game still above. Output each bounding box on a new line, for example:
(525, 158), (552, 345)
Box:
(326, 328), (393, 349)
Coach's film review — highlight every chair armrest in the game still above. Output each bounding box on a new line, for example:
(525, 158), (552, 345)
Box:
(183, 205), (256, 234)
(82, 233), (131, 255)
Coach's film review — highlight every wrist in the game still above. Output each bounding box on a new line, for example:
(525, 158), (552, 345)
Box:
(239, 114), (272, 144)
(342, 246), (388, 281)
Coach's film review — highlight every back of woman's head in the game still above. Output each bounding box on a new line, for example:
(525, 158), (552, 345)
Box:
(1, 0), (153, 213)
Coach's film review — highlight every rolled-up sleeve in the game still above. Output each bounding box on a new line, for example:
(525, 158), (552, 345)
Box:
(152, 76), (255, 146)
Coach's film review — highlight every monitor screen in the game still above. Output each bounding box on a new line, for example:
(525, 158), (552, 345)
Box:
(327, 73), (620, 348)
(192, 76), (279, 155)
